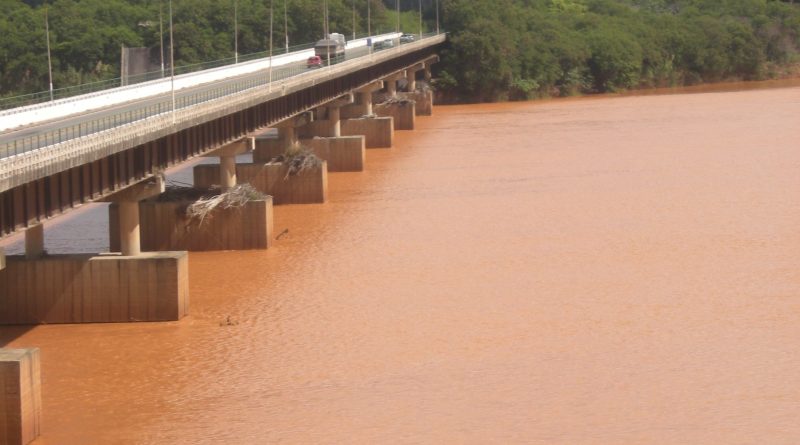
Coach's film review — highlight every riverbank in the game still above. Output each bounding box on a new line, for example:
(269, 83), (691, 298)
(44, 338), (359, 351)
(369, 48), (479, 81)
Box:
(434, 69), (800, 104)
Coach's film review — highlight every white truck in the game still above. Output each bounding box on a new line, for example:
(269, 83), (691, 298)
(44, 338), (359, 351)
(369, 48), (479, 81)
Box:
(314, 33), (346, 61)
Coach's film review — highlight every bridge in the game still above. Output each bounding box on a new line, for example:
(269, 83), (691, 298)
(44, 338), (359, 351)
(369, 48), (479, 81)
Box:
(0, 31), (446, 443)
(0, 32), (444, 243)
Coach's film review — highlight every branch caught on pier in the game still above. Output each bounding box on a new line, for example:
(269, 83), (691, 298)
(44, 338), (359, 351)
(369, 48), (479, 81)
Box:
(185, 184), (265, 226)
(378, 96), (415, 107)
(157, 184), (266, 227)
(268, 145), (323, 179)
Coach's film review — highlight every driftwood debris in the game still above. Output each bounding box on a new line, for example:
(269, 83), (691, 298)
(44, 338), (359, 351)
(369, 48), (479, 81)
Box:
(157, 184), (267, 227)
(268, 145), (323, 179)
(185, 184), (265, 226)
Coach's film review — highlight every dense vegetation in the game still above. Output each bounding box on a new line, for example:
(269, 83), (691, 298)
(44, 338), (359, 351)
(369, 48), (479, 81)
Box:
(1, 0), (799, 102)
(0, 0), (426, 98)
(438, 0), (800, 101)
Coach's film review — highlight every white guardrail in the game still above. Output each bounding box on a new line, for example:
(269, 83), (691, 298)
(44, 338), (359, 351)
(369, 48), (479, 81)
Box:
(0, 32), (400, 133)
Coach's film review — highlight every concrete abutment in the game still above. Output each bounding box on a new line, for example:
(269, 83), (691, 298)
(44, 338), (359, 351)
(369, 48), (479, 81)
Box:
(0, 348), (41, 445)
(0, 252), (189, 324)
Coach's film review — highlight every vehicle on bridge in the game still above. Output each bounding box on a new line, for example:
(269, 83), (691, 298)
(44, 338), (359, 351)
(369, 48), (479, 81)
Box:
(400, 34), (415, 43)
(314, 33), (346, 61)
(307, 55), (324, 69)
(374, 39), (394, 50)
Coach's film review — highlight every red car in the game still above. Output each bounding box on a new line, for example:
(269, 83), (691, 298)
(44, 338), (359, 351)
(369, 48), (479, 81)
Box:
(307, 55), (324, 69)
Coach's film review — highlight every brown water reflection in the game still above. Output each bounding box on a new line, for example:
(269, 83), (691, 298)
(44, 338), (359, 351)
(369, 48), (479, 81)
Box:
(3, 83), (800, 443)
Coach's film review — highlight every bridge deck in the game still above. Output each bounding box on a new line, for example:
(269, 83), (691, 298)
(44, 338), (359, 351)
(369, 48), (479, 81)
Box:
(0, 34), (446, 239)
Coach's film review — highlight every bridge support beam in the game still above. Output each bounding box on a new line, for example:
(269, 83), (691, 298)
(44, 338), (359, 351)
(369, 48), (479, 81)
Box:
(406, 63), (425, 92)
(320, 93), (353, 138)
(278, 127), (298, 150)
(0, 248), (5, 271)
(255, 113), (313, 156)
(24, 225), (44, 260)
(0, 348), (41, 445)
(384, 72), (405, 98)
(342, 81), (384, 119)
(118, 202), (141, 257)
(102, 176), (166, 257)
(423, 55), (439, 83)
(204, 139), (254, 191)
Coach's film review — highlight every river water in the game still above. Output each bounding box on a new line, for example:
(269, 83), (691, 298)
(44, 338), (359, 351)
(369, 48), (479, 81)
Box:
(2, 83), (800, 443)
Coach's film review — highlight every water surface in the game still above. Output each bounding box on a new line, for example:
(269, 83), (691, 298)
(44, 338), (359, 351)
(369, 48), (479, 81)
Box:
(3, 84), (800, 444)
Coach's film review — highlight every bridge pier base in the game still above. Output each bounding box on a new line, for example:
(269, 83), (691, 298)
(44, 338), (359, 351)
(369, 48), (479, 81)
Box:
(341, 117), (394, 148)
(256, 136), (365, 172)
(194, 161), (328, 205)
(0, 252), (189, 324)
(401, 90), (434, 116)
(0, 348), (41, 445)
(108, 140), (272, 252)
(375, 101), (416, 130)
(250, 96), (364, 172)
(109, 198), (273, 252)
(1, 177), (190, 325)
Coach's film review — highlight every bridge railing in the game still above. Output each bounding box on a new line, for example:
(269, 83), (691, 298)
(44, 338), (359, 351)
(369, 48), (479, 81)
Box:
(0, 32), (443, 160)
(0, 31), (392, 112)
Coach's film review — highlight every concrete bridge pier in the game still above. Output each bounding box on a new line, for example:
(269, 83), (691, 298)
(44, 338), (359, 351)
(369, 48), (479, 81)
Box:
(406, 63), (424, 92)
(197, 131), (328, 205)
(253, 113), (312, 160)
(339, 81), (394, 149)
(105, 175), (166, 257)
(207, 138), (253, 191)
(355, 81), (384, 117)
(384, 72), (404, 98)
(400, 63), (434, 116)
(375, 72), (416, 130)
(266, 95), (366, 172)
(24, 225), (44, 260)
(0, 348), (41, 445)
(0, 175), (190, 325)
(110, 140), (273, 252)
(0, 247), (5, 270)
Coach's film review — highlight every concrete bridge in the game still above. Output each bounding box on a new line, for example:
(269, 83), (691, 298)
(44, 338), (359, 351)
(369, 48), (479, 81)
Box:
(0, 32), (444, 443)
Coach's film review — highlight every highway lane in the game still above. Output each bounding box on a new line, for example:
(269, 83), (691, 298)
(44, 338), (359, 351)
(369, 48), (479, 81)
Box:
(0, 40), (405, 158)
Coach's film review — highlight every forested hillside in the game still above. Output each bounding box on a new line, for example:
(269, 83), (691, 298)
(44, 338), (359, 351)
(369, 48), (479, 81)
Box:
(438, 0), (800, 101)
(1, 0), (799, 102)
(0, 0), (418, 98)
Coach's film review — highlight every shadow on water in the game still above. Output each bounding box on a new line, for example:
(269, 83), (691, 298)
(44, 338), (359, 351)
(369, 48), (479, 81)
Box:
(0, 325), (37, 347)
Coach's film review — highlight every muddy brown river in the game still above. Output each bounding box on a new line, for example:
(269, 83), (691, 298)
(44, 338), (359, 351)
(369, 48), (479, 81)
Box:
(2, 82), (800, 443)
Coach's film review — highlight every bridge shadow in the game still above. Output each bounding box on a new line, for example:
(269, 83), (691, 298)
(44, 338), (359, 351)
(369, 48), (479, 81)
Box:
(0, 325), (37, 348)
